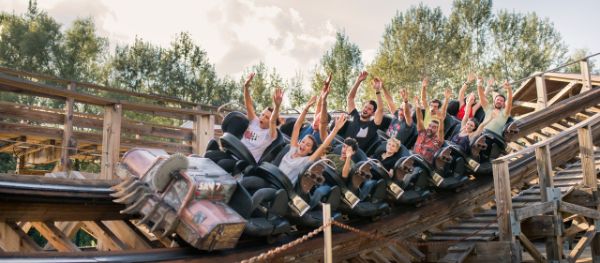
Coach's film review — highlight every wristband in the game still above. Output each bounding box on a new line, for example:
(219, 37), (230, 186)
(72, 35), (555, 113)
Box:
(376, 91), (381, 95)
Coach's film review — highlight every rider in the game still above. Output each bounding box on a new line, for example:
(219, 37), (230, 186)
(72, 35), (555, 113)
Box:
(451, 93), (496, 153)
(413, 88), (450, 164)
(342, 71), (384, 153)
(382, 85), (415, 146)
(241, 73), (281, 162)
(477, 77), (513, 137)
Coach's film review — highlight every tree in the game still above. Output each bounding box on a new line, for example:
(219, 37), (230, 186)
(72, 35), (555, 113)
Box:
(312, 31), (363, 110)
(562, 48), (596, 74)
(287, 71), (308, 109)
(488, 11), (567, 81)
(368, 5), (448, 99)
(239, 62), (286, 111)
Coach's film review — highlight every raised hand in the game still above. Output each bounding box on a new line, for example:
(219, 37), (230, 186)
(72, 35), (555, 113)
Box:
(244, 73), (255, 88)
(333, 114), (347, 130)
(273, 88), (284, 106)
(345, 146), (355, 159)
(373, 77), (383, 92)
(399, 88), (407, 100)
(421, 77), (429, 88)
(324, 73), (332, 87)
(357, 71), (368, 82)
(467, 93), (476, 105)
(487, 77), (495, 87)
(413, 95), (420, 108)
(476, 75), (484, 87)
(444, 88), (452, 99)
(466, 73), (476, 84)
(503, 80), (511, 91)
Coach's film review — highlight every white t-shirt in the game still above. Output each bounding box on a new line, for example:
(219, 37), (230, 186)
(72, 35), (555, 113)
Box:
(279, 146), (310, 184)
(241, 117), (274, 162)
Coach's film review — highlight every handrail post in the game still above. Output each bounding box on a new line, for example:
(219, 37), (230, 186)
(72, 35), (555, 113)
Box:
(192, 105), (215, 156)
(535, 144), (562, 260)
(323, 203), (332, 263)
(578, 124), (600, 261)
(581, 59), (592, 92)
(492, 159), (521, 262)
(100, 104), (122, 180)
(535, 75), (548, 110)
(60, 82), (75, 172)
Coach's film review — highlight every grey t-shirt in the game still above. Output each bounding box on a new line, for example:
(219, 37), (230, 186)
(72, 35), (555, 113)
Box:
(279, 146), (309, 184)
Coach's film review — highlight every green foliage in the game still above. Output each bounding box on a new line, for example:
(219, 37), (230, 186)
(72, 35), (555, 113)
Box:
(312, 31), (363, 110)
(0, 153), (16, 173)
(368, 0), (568, 101)
(286, 71), (308, 109)
(240, 62), (285, 111)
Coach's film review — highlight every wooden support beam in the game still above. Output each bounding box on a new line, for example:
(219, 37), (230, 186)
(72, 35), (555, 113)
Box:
(513, 101), (538, 109)
(514, 201), (555, 221)
(100, 221), (152, 249)
(0, 221), (41, 252)
(559, 201), (600, 220)
(60, 82), (75, 172)
(81, 221), (128, 251)
(581, 59), (593, 92)
(579, 125), (597, 188)
(547, 81), (577, 106)
(0, 135), (26, 152)
(30, 221), (80, 252)
(492, 160), (514, 242)
(567, 225), (596, 263)
(535, 76), (548, 110)
(535, 144), (563, 261)
(100, 104), (122, 180)
(43, 221), (81, 250)
(192, 107), (214, 156)
(518, 233), (546, 263)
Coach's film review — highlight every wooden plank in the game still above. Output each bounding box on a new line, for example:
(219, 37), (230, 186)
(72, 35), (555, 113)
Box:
(514, 201), (555, 221)
(518, 233), (546, 263)
(100, 104), (122, 180)
(560, 201), (600, 220)
(30, 221), (80, 252)
(581, 60), (593, 92)
(513, 101), (538, 109)
(492, 160), (514, 242)
(567, 225), (596, 262)
(0, 221), (41, 252)
(535, 76), (548, 110)
(535, 144), (562, 261)
(464, 242), (512, 263)
(440, 243), (475, 263)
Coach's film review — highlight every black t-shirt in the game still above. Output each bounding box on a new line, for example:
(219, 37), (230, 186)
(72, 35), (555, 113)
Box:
(343, 109), (380, 152)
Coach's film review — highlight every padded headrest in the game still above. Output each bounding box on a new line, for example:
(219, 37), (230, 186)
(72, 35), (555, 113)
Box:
(258, 129), (285, 164)
(279, 117), (297, 137)
(447, 100), (460, 117)
(220, 132), (256, 167)
(272, 144), (291, 167)
(255, 162), (295, 191)
(221, 111), (249, 139)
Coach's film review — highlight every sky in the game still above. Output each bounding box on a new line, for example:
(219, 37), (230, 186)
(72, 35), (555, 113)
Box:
(1, 0), (599, 85)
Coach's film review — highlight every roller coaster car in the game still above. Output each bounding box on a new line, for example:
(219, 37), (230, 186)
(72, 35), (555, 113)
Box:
(470, 117), (518, 164)
(112, 148), (246, 251)
(431, 143), (470, 190)
(391, 156), (431, 204)
(218, 128), (286, 175)
(251, 146), (342, 228)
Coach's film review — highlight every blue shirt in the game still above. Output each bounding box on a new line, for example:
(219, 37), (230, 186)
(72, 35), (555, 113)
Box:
(298, 126), (323, 145)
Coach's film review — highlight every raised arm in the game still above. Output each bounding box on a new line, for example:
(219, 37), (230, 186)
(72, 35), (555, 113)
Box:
(458, 73), (475, 108)
(310, 114), (347, 161)
(462, 93), (475, 128)
(420, 77), (429, 109)
(438, 88), (450, 140)
(315, 73), (332, 117)
(269, 88), (283, 139)
(318, 84), (331, 142)
(290, 96), (317, 148)
(382, 82), (398, 113)
(373, 78), (384, 125)
(415, 96), (425, 132)
(243, 73), (256, 120)
(470, 110), (496, 140)
(341, 146), (354, 179)
(401, 89), (413, 127)
(347, 71), (368, 113)
(476, 76), (489, 109)
(504, 80), (513, 116)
